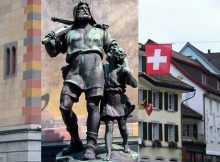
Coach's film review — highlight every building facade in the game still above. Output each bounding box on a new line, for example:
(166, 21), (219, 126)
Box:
(0, 0), (41, 161)
(138, 44), (194, 162)
(139, 73), (194, 162)
(171, 46), (220, 162)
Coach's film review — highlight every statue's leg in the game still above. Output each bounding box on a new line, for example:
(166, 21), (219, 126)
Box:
(60, 94), (83, 154)
(117, 117), (131, 153)
(104, 118), (114, 161)
(83, 97), (101, 160)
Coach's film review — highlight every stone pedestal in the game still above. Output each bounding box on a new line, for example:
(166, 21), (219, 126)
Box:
(56, 144), (139, 162)
(0, 124), (41, 162)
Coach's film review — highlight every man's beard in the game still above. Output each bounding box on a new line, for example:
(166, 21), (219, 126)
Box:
(76, 13), (91, 22)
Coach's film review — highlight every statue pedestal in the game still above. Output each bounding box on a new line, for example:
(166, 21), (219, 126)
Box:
(56, 144), (138, 162)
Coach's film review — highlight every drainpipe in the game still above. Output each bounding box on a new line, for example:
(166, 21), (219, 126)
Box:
(181, 90), (196, 161)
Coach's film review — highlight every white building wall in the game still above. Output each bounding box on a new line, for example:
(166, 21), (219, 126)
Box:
(205, 97), (220, 156)
(170, 64), (204, 135)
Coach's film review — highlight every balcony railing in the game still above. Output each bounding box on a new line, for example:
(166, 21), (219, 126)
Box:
(182, 133), (205, 143)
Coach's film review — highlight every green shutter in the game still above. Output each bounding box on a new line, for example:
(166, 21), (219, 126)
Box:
(165, 124), (168, 142)
(175, 125), (178, 142)
(164, 92), (168, 110)
(159, 124), (163, 141)
(174, 94), (178, 111)
(193, 124), (198, 139)
(148, 123), (152, 140)
(159, 92), (163, 110)
(148, 90), (152, 104)
(142, 56), (146, 73)
(143, 90), (147, 101)
(143, 122), (147, 140)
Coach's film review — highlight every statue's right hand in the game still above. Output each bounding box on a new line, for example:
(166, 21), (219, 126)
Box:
(45, 31), (56, 40)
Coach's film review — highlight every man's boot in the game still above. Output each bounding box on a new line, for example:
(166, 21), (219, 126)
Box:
(62, 137), (84, 155)
(61, 110), (84, 155)
(82, 132), (98, 160)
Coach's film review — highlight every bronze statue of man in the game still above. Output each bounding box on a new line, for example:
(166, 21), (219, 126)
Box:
(43, 1), (125, 160)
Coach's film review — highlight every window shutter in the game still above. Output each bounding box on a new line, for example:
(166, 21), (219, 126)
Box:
(142, 56), (146, 73)
(175, 125), (178, 142)
(193, 124), (198, 139)
(159, 123), (163, 141)
(165, 124), (168, 142)
(164, 92), (168, 110)
(148, 90), (152, 104)
(148, 122), (152, 140)
(159, 92), (163, 110)
(143, 122), (147, 140)
(143, 90), (147, 101)
(174, 94), (178, 111)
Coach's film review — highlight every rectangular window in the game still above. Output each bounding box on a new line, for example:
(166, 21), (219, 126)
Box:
(141, 56), (146, 72)
(183, 124), (197, 139)
(210, 100), (212, 115)
(152, 123), (159, 141)
(4, 42), (17, 79)
(138, 89), (143, 106)
(138, 55), (142, 72)
(138, 121), (143, 144)
(183, 124), (189, 137)
(217, 128), (220, 142)
(138, 89), (147, 108)
(138, 55), (146, 72)
(168, 93), (175, 111)
(153, 91), (160, 109)
(168, 125), (175, 142)
(217, 102), (220, 118)
(165, 124), (178, 142)
(210, 126), (213, 142)
(202, 73), (207, 85)
(218, 81), (220, 90)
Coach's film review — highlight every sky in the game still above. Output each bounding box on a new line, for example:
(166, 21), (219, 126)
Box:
(139, 0), (220, 53)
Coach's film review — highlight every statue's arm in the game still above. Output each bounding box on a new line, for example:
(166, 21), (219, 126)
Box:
(124, 69), (137, 88)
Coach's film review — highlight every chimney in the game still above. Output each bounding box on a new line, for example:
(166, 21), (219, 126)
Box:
(208, 49), (211, 54)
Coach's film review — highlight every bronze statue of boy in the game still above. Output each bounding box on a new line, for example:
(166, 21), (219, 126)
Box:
(101, 49), (137, 161)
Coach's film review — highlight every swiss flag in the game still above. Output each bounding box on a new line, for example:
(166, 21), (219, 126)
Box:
(144, 103), (153, 116)
(145, 44), (172, 75)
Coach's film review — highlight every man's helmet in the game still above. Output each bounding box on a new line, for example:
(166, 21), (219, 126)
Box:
(73, 1), (96, 26)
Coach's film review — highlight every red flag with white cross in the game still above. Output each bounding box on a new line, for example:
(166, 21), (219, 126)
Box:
(145, 44), (172, 75)
(145, 103), (153, 116)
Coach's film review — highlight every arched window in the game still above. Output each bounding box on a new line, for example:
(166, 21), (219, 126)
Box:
(140, 156), (151, 162)
(11, 46), (16, 75)
(4, 42), (17, 78)
(5, 48), (10, 76)
(155, 156), (165, 161)
(170, 157), (178, 162)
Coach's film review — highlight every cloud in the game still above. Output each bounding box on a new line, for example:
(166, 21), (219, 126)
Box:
(139, 0), (220, 52)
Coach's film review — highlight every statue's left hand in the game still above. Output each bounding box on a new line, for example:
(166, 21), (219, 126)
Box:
(45, 31), (56, 40)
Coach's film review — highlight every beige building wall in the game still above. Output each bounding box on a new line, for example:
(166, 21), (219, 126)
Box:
(139, 77), (182, 161)
(0, 0), (41, 161)
(0, 0), (27, 127)
(140, 147), (182, 161)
